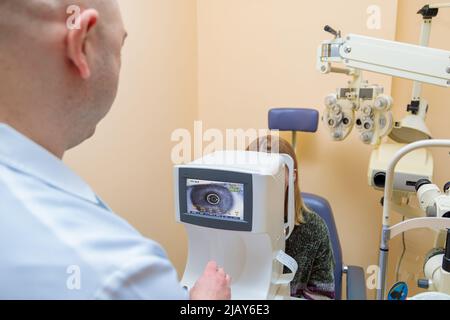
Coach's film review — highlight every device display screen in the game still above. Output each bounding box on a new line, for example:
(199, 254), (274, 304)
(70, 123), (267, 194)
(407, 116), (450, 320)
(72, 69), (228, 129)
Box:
(186, 179), (244, 221)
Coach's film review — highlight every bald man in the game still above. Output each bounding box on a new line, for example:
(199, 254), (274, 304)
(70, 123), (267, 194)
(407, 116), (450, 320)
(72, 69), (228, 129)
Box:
(0, 0), (231, 300)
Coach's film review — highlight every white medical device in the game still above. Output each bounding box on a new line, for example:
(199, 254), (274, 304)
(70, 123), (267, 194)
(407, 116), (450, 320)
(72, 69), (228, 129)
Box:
(317, 3), (450, 218)
(368, 144), (433, 193)
(317, 3), (450, 146)
(419, 243), (450, 295)
(377, 140), (450, 300)
(413, 179), (450, 296)
(414, 180), (450, 296)
(313, 3), (450, 300)
(416, 179), (450, 218)
(317, 3), (450, 204)
(173, 151), (298, 300)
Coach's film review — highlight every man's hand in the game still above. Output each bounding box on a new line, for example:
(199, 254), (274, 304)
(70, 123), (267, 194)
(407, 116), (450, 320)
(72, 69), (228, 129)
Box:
(189, 261), (231, 300)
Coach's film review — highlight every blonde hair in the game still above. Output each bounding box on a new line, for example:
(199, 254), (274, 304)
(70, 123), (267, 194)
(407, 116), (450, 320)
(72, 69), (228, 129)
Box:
(247, 135), (311, 225)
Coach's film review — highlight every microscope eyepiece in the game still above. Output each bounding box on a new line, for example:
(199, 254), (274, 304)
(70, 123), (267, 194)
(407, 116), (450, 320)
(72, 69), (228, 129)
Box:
(373, 172), (386, 188)
(415, 179), (432, 192)
(443, 181), (450, 193)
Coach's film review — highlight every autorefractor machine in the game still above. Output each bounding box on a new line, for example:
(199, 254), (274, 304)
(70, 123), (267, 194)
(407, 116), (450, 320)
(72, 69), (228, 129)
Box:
(174, 151), (298, 299)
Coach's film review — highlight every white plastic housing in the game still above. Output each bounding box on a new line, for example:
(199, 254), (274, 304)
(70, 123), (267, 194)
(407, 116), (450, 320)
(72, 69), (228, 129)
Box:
(174, 151), (296, 299)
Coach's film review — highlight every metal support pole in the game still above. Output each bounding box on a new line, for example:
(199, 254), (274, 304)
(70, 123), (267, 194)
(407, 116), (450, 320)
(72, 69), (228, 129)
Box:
(292, 131), (297, 151)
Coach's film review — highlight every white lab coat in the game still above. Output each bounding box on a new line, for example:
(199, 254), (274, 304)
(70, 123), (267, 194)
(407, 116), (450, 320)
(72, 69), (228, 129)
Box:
(0, 124), (187, 300)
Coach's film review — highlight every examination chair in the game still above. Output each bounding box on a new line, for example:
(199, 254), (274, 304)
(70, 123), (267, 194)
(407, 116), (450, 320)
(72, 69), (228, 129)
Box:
(269, 108), (367, 300)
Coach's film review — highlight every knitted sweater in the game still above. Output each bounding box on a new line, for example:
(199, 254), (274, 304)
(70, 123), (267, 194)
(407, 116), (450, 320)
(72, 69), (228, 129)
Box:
(286, 209), (336, 300)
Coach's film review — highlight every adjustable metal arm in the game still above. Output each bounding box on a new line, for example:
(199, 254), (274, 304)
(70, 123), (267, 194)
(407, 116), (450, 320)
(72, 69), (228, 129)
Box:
(318, 33), (450, 88)
(317, 3), (450, 145)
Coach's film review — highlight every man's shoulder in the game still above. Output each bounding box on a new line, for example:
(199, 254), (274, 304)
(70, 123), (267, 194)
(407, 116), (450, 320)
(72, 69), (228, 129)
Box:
(0, 161), (75, 213)
(0, 163), (33, 205)
(0, 161), (162, 264)
(0, 163), (182, 299)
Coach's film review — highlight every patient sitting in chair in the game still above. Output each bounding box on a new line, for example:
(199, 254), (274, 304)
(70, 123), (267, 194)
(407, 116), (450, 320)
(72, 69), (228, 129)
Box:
(248, 135), (335, 300)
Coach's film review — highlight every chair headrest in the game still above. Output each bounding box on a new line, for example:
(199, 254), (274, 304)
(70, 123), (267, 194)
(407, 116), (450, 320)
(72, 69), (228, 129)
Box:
(268, 108), (319, 133)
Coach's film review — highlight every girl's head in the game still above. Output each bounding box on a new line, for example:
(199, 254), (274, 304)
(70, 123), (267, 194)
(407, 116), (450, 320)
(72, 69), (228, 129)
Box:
(247, 135), (310, 225)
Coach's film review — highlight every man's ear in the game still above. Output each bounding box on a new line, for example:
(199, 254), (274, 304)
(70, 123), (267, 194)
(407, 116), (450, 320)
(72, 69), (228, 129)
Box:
(66, 9), (99, 79)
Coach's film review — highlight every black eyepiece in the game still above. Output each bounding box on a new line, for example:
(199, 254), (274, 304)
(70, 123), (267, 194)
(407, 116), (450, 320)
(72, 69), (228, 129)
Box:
(415, 179), (432, 192)
(443, 182), (450, 193)
(373, 172), (386, 188)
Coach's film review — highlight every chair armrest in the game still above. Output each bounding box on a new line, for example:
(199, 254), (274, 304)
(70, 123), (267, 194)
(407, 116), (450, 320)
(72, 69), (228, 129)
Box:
(346, 265), (367, 300)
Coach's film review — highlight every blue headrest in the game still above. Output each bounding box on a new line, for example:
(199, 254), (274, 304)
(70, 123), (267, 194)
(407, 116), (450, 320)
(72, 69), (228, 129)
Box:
(268, 108), (319, 133)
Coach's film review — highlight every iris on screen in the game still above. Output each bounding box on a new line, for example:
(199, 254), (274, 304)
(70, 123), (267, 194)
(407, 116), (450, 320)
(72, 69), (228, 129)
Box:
(186, 179), (244, 221)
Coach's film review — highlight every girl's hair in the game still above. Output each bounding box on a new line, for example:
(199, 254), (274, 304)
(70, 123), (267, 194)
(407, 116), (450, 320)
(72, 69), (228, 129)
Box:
(247, 135), (311, 225)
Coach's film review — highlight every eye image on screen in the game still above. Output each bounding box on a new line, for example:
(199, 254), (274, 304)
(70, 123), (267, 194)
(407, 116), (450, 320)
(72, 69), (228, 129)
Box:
(186, 179), (244, 221)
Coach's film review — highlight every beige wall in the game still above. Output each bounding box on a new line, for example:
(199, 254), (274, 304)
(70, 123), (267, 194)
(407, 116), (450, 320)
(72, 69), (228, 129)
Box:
(388, 0), (450, 296)
(64, 0), (449, 299)
(65, 0), (198, 271)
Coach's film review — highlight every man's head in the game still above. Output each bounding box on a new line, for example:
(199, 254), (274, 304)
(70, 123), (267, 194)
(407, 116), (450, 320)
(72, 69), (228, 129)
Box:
(0, 0), (127, 157)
